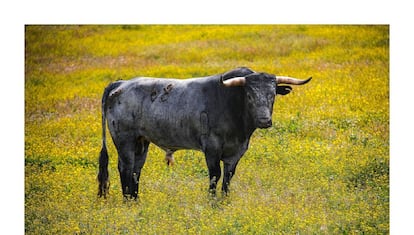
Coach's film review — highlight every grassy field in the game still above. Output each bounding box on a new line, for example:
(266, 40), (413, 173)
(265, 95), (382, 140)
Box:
(25, 25), (389, 234)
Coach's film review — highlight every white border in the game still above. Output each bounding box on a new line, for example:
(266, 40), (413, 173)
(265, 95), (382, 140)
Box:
(2, 0), (412, 234)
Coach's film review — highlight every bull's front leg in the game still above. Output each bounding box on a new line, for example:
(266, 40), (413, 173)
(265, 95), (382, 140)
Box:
(222, 155), (242, 195)
(204, 154), (221, 195)
(222, 162), (236, 195)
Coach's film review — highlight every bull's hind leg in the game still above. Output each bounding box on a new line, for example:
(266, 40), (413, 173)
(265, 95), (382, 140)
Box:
(117, 140), (135, 200)
(132, 138), (150, 199)
(117, 137), (148, 200)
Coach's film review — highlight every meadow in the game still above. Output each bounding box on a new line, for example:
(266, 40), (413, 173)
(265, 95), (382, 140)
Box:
(25, 25), (389, 234)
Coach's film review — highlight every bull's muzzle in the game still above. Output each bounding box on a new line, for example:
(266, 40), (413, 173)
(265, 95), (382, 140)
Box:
(257, 117), (272, 128)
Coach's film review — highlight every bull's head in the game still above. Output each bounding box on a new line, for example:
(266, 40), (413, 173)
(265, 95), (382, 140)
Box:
(221, 72), (311, 128)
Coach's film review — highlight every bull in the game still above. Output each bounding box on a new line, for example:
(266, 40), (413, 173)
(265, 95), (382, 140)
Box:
(97, 67), (311, 199)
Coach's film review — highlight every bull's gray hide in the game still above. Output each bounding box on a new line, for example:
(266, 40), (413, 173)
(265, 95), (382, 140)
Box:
(98, 67), (311, 199)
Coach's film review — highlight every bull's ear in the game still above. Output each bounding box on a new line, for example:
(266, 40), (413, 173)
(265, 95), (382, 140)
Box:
(276, 85), (292, 95)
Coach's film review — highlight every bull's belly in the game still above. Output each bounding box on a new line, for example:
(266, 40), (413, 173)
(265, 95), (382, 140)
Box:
(137, 115), (204, 152)
(150, 139), (200, 152)
(142, 131), (203, 152)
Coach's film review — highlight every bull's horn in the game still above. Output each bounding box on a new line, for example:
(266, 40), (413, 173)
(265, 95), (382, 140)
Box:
(276, 76), (312, 85)
(222, 77), (246, 87)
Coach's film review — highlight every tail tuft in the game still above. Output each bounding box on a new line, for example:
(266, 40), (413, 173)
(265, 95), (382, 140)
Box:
(98, 145), (110, 198)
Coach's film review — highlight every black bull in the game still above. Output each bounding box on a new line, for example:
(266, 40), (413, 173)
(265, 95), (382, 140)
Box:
(98, 67), (311, 199)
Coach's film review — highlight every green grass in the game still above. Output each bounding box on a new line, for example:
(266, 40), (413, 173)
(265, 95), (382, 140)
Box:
(25, 25), (389, 234)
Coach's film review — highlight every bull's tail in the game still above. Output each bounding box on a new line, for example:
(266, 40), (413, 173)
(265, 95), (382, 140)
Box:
(98, 81), (122, 198)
